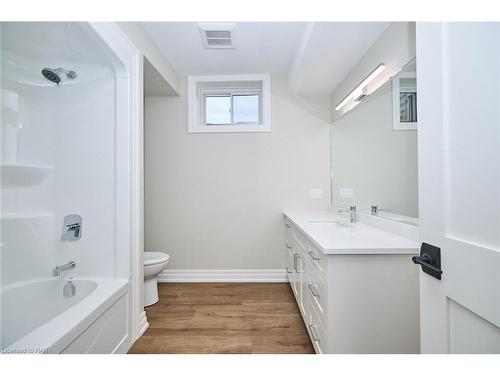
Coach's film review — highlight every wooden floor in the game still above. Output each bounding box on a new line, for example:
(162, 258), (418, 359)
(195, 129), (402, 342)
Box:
(129, 283), (314, 354)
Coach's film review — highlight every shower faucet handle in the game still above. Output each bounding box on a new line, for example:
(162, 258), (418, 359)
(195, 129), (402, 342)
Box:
(62, 214), (82, 241)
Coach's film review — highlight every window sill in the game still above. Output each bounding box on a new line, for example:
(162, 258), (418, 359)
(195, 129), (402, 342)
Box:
(188, 123), (272, 134)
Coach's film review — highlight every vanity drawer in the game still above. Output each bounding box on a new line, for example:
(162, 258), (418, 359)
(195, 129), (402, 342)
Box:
(306, 294), (328, 354)
(293, 227), (327, 280)
(305, 266), (328, 329)
(305, 243), (328, 280)
(292, 228), (309, 257)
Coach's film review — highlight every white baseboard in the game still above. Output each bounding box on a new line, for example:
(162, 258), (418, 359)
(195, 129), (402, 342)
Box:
(138, 310), (149, 336)
(157, 269), (287, 283)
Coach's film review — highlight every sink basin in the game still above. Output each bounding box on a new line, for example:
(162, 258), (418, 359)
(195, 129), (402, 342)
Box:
(306, 220), (351, 229)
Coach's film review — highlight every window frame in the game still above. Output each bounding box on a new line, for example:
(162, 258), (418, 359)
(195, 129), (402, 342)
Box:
(188, 74), (271, 133)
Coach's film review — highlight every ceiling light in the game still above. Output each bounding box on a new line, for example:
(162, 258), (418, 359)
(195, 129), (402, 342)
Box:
(335, 63), (385, 111)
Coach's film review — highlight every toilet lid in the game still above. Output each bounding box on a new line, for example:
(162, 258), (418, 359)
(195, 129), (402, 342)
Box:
(144, 252), (170, 266)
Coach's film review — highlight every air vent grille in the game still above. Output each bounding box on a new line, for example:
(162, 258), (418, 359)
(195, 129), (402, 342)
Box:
(205, 30), (231, 39)
(199, 23), (235, 49)
(206, 37), (232, 47)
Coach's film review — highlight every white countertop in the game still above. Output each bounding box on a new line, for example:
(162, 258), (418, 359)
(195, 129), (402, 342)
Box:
(284, 210), (419, 255)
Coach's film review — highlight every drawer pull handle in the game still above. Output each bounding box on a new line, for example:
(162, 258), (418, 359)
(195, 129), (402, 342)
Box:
(308, 284), (320, 298)
(308, 251), (320, 261)
(309, 324), (320, 342)
(286, 244), (292, 249)
(285, 224), (292, 228)
(285, 266), (292, 274)
(294, 254), (304, 273)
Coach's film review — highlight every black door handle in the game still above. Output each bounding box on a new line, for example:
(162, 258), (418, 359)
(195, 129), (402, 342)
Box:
(412, 253), (443, 275)
(412, 243), (443, 280)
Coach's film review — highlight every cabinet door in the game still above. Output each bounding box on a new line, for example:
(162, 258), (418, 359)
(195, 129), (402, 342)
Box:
(292, 231), (308, 310)
(284, 220), (296, 289)
(285, 242), (295, 286)
(297, 253), (307, 314)
(290, 253), (304, 312)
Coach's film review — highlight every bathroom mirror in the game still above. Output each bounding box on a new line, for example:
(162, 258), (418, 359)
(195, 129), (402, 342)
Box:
(331, 59), (419, 225)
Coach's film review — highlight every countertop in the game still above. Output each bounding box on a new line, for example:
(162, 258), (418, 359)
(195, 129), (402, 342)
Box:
(284, 210), (419, 255)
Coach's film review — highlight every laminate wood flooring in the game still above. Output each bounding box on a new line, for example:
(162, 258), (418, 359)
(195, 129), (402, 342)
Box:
(128, 283), (314, 354)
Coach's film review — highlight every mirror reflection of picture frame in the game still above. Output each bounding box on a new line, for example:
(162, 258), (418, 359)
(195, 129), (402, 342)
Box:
(392, 71), (417, 130)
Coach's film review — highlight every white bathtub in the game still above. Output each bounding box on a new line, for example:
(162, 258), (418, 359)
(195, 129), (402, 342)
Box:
(1, 278), (130, 354)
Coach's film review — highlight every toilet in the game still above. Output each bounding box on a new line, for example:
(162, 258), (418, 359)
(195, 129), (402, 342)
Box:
(143, 252), (170, 307)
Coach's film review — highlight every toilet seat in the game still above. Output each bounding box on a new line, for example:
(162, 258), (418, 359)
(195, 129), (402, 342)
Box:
(144, 252), (170, 266)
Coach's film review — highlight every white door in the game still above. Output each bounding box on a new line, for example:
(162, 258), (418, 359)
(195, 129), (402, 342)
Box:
(416, 22), (500, 353)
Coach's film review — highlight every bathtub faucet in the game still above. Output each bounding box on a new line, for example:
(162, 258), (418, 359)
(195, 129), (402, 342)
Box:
(52, 261), (76, 277)
(61, 214), (82, 241)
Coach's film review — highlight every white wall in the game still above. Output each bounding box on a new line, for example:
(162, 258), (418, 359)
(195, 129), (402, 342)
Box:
(117, 22), (180, 96)
(331, 81), (419, 218)
(144, 78), (331, 270)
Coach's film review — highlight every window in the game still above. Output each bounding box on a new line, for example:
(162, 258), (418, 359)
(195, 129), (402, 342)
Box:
(188, 75), (271, 133)
(392, 70), (417, 131)
(203, 90), (261, 125)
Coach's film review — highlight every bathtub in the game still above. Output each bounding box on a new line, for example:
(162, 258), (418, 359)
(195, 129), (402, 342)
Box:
(1, 278), (131, 354)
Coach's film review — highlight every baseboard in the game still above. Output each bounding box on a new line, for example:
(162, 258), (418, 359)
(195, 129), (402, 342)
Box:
(157, 269), (287, 283)
(138, 310), (149, 336)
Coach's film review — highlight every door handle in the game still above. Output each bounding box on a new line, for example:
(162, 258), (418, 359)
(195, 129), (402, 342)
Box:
(412, 254), (442, 274)
(412, 243), (443, 280)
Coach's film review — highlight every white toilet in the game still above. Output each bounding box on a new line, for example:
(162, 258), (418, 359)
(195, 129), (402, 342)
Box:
(143, 252), (170, 307)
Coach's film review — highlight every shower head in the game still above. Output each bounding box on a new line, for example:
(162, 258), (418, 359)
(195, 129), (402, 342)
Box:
(41, 67), (77, 85)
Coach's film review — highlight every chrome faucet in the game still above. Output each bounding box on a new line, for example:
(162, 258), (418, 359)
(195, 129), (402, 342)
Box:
(336, 205), (357, 223)
(52, 261), (76, 277)
(371, 205), (391, 215)
(62, 214), (82, 241)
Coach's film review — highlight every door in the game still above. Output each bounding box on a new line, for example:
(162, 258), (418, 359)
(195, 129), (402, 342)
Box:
(416, 23), (500, 353)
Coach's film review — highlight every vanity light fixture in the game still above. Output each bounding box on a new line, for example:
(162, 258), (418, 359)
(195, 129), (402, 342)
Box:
(335, 63), (385, 111)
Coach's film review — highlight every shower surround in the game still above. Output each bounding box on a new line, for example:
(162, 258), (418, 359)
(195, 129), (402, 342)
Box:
(0, 22), (145, 353)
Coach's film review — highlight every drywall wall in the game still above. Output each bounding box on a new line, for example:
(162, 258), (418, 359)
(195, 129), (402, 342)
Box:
(331, 22), (416, 122)
(331, 81), (419, 218)
(117, 22), (180, 95)
(144, 78), (331, 270)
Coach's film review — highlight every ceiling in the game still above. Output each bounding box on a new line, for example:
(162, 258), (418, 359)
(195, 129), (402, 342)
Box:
(289, 22), (390, 94)
(142, 22), (390, 94)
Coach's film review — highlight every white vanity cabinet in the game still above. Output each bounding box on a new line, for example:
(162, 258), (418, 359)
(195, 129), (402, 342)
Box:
(284, 213), (420, 354)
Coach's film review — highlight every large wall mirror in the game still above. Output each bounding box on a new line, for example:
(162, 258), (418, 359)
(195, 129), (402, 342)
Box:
(331, 59), (418, 225)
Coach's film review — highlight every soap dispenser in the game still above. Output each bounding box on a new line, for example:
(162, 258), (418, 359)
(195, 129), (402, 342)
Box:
(63, 277), (76, 297)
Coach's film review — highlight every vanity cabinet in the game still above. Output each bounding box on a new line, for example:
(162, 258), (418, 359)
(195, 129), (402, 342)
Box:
(284, 215), (420, 354)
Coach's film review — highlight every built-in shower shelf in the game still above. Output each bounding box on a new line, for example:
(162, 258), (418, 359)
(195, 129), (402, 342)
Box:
(1, 163), (53, 186)
(1, 211), (54, 220)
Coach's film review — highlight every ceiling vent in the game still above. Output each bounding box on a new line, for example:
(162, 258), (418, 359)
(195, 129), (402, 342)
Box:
(198, 23), (235, 49)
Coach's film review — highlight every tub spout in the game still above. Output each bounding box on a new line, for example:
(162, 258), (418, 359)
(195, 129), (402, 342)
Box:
(52, 261), (76, 277)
